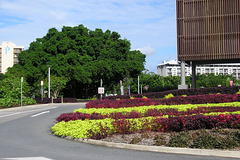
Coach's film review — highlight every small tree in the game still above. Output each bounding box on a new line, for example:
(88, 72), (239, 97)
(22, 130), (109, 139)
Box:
(43, 76), (69, 98)
(0, 76), (31, 99)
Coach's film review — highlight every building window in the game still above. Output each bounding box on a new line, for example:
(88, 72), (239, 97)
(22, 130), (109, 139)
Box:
(14, 48), (22, 53)
(197, 68), (201, 73)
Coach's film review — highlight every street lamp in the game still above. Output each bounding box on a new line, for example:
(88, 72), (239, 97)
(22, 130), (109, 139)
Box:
(21, 77), (23, 107)
(47, 65), (52, 98)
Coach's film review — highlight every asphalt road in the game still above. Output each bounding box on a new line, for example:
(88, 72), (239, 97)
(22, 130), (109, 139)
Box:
(0, 103), (239, 160)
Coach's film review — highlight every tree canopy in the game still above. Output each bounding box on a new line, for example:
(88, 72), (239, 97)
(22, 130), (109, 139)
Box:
(15, 25), (146, 98)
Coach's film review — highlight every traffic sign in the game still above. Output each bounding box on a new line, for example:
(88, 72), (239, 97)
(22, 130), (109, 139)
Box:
(144, 86), (149, 91)
(98, 87), (104, 94)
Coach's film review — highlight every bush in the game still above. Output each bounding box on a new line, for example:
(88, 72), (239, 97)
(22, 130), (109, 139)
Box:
(164, 93), (174, 99)
(130, 136), (142, 144)
(154, 134), (167, 146)
(191, 130), (240, 149)
(0, 97), (36, 108)
(168, 132), (191, 148)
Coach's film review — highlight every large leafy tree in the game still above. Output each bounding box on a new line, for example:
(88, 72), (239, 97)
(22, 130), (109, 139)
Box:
(16, 25), (146, 98)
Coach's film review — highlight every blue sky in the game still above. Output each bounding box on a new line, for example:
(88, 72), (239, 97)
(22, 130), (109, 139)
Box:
(0, 0), (177, 73)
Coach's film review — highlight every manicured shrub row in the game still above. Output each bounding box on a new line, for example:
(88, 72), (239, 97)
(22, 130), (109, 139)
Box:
(86, 94), (240, 109)
(52, 113), (240, 139)
(91, 114), (240, 138)
(75, 102), (240, 116)
(56, 106), (240, 122)
(52, 118), (115, 139)
(103, 86), (240, 100)
(0, 97), (36, 108)
(34, 98), (78, 104)
(86, 98), (155, 109)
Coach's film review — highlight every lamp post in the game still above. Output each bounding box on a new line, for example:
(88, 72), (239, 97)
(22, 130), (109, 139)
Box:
(47, 65), (52, 98)
(138, 76), (140, 94)
(21, 77), (23, 107)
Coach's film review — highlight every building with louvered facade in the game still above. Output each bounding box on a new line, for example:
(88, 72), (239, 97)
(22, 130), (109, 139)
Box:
(176, 0), (240, 88)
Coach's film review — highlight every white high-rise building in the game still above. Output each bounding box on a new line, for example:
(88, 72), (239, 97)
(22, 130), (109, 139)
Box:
(0, 42), (24, 74)
(157, 60), (240, 79)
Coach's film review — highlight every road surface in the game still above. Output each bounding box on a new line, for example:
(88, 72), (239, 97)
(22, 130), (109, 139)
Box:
(0, 103), (238, 160)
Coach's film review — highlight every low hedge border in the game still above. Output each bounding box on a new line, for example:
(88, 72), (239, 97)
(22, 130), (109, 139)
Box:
(103, 86), (240, 100)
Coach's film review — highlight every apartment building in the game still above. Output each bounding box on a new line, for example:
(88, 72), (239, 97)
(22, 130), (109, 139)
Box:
(0, 42), (24, 73)
(157, 60), (240, 79)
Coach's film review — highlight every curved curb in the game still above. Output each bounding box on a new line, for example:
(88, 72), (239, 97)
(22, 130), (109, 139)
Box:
(74, 138), (240, 159)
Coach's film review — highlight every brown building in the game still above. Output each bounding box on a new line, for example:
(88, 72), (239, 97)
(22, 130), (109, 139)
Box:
(176, 0), (240, 88)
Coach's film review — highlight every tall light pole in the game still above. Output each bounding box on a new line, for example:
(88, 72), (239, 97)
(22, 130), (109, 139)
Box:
(21, 77), (23, 107)
(138, 76), (140, 94)
(47, 65), (52, 98)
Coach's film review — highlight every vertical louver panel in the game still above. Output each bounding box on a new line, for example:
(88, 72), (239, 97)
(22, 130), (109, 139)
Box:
(177, 0), (240, 62)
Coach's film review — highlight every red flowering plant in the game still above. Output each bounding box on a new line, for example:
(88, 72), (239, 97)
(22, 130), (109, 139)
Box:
(86, 94), (240, 109)
(56, 106), (240, 122)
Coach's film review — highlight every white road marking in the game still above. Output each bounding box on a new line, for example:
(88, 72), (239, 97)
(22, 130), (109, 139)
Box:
(2, 157), (53, 160)
(0, 107), (58, 118)
(30, 111), (50, 118)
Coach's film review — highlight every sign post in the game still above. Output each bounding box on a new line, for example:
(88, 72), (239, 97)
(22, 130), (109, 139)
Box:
(98, 87), (104, 100)
(128, 85), (131, 95)
(98, 79), (104, 100)
(120, 80), (124, 95)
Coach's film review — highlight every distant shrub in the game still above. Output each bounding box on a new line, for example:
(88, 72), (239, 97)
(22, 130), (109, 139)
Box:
(164, 93), (174, 99)
(0, 97), (36, 108)
(103, 86), (240, 100)
(154, 134), (167, 146)
(191, 130), (240, 149)
(168, 132), (191, 148)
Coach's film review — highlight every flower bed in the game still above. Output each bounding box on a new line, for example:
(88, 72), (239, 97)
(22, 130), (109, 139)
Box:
(52, 113), (240, 139)
(56, 103), (240, 122)
(53, 101), (240, 139)
(52, 87), (240, 150)
(52, 91), (240, 149)
(86, 94), (240, 109)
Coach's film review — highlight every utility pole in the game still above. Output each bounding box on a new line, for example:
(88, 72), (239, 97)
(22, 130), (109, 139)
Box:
(21, 77), (23, 107)
(47, 65), (52, 98)
(138, 76), (140, 94)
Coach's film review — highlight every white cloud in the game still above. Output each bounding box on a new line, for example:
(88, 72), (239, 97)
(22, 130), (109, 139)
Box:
(136, 46), (156, 56)
(50, 11), (67, 21)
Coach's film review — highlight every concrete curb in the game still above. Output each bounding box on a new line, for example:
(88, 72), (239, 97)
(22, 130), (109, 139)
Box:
(75, 138), (240, 159)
